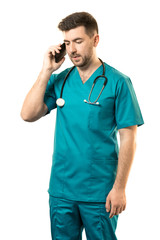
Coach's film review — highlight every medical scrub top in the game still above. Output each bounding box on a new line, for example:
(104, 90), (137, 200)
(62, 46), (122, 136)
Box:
(44, 62), (144, 202)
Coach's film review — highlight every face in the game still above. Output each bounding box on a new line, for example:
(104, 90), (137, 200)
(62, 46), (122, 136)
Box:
(63, 26), (99, 67)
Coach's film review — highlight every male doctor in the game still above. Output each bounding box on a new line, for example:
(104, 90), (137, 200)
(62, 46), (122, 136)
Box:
(21, 12), (144, 240)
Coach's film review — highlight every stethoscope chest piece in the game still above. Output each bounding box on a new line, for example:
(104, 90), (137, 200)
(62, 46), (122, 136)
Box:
(56, 98), (65, 107)
(84, 99), (99, 105)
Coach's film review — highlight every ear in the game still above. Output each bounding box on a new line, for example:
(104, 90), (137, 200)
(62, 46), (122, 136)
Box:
(93, 34), (99, 47)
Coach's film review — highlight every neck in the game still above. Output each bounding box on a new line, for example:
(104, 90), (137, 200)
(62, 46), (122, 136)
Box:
(77, 56), (102, 83)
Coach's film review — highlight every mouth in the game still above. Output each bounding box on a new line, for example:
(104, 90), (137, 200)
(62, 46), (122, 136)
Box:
(72, 55), (81, 60)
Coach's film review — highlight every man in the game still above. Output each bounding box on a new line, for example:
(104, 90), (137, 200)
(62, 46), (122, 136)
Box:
(21, 12), (144, 240)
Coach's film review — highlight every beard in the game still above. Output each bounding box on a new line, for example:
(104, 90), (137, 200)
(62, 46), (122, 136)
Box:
(69, 48), (93, 68)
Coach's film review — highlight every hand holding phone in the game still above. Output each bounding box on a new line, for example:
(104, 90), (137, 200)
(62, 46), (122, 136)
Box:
(55, 43), (66, 63)
(42, 43), (66, 73)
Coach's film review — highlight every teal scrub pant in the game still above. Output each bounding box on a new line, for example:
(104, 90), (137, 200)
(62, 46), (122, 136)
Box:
(49, 195), (119, 240)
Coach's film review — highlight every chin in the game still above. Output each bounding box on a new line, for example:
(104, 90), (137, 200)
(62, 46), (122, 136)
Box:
(74, 62), (84, 67)
(71, 59), (86, 68)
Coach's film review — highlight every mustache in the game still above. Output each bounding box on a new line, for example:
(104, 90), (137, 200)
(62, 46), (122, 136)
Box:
(70, 54), (81, 58)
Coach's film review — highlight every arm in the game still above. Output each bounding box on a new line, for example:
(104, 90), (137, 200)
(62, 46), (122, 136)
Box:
(20, 44), (65, 122)
(114, 125), (137, 189)
(105, 125), (137, 218)
(20, 69), (52, 122)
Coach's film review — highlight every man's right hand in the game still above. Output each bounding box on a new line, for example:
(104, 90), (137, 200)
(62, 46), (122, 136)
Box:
(42, 43), (65, 73)
(21, 44), (65, 122)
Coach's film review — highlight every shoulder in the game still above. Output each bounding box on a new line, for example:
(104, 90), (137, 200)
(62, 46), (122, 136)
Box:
(52, 67), (73, 84)
(103, 62), (133, 96)
(104, 62), (130, 83)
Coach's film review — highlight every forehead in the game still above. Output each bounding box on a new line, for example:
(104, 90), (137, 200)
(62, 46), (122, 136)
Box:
(63, 26), (89, 40)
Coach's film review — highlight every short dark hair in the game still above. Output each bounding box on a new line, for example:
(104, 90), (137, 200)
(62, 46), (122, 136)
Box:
(58, 12), (98, 38)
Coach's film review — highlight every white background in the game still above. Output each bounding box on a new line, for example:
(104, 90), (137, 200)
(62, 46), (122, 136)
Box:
(0, 0), (159, 239)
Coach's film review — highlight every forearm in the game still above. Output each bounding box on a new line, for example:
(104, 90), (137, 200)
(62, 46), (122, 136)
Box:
(21, 69), (52, 121)
(113, 136), (137, 190)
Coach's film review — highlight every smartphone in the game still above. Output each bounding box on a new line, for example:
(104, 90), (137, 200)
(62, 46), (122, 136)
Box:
(55, 43), (66, 63)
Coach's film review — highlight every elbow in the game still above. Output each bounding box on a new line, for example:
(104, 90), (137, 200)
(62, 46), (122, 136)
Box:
(20, 110), (34, 122)
(20, 112), (30, 122)
(20, 104), (46, 122)
(20, 107), (44, 122)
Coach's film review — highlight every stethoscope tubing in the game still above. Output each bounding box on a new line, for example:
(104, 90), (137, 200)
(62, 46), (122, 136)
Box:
(60, 66), (75, 99)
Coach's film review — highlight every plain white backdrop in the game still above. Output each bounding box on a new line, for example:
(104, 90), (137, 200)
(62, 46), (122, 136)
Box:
(0, 0), (159, 239)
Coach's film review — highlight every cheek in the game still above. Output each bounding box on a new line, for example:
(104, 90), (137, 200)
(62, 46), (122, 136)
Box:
(80, 43), (93, 55)
(77, 44), (84, 53)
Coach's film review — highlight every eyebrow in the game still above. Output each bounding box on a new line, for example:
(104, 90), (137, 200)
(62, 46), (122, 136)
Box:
(64, 38), (83, 42)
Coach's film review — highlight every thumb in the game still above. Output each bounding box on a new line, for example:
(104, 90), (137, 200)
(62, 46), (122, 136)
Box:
(59, 56), (65, 64)
(56, 56), (65, 66)
(105, 196), (111, 212)
(54, 57), (65, 71)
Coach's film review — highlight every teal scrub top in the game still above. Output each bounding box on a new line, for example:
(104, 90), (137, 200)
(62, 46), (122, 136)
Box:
(44, 62), (144, 202)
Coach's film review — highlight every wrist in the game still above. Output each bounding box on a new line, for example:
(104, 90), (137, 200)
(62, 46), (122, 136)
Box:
(37, 69), (52, 86)
(41, 67), (54, 76)
(113, 183), (126, 191)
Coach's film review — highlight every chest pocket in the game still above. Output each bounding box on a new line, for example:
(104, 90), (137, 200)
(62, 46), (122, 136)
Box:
(88, 97), (115, 131)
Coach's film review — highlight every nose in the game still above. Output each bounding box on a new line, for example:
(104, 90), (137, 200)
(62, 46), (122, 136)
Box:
(69, 42), (77, 55)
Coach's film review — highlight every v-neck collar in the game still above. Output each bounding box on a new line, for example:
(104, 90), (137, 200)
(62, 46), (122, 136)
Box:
(75, 64), (103, 86)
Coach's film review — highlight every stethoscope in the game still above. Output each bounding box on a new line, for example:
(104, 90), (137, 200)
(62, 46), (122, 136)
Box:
(56, 58), (108, 107)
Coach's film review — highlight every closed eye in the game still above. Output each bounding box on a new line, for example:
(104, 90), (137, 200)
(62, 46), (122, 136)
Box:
(64, 38), (84, 46)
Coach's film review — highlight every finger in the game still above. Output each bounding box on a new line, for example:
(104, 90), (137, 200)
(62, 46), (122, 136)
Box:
(48, 47), (61, 55)
(109, 206), (116, 218)
(49, 44), (61, 49)
(120, 207), (124, 214)
(105, 198), (111, 212)
(50, 48), (60, 54)
(50, 44), (62, 50)
(48, 49), (60, 58)
(123, 204), (126, 211)
(55, 48), (60, 53)
(116, 207), (122, 215)
(109, 211), (116, 218)
(48, 49), (56, 56)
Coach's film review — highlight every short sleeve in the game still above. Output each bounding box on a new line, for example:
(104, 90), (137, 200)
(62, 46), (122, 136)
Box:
(115, 77), (144, 130)
(43, 74), (57, 115)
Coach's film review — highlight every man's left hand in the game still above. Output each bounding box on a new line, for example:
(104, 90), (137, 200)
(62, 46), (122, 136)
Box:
(105, 187), (126, 218)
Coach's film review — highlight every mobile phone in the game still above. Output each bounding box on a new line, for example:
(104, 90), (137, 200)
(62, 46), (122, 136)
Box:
(55, 43), (66, 63)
